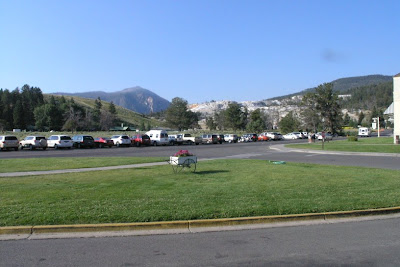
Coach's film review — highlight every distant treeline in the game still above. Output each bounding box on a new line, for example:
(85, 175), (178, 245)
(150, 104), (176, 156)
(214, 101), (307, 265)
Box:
(0, 85), (117, 131)
(268, 75), (392, 102)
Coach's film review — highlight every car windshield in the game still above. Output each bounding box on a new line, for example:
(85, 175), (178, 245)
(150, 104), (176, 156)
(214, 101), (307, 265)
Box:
(60, 136), (71, 140)
(122, 136), (130, 139)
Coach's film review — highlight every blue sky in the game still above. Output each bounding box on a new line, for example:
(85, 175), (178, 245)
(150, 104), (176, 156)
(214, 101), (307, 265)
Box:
(1, 0), (399, 103)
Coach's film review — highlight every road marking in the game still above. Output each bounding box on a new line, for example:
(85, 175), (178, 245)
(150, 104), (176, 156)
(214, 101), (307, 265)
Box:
(225, 154), (264, 159)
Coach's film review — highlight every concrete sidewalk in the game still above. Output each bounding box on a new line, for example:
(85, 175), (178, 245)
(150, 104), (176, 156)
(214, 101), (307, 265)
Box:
(270, 143), (400, 157)
(0, 161), (168, 177)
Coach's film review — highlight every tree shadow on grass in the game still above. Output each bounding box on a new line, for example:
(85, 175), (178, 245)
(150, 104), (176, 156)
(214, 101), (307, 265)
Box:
(193, 170), (230, 175)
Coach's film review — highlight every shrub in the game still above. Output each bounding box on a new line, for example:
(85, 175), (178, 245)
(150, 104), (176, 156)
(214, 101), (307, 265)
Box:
(345, 131), (357, 137)
(348, 136), (358, 142)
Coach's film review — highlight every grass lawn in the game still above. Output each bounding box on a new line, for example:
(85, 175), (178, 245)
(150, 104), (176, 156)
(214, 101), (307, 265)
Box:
(1, 159), (400, 227)
(0, 157), (166, 173)
(286, 137), (400, 153)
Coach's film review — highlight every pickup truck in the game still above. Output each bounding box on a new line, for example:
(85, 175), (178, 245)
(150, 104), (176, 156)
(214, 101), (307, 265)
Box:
(181, 133), (201, 145)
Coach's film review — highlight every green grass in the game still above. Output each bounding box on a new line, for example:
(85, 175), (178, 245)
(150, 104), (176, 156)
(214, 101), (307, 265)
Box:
(286, 137), (400, 153)
(0, 157), (166, 173)
(1, 159), (400, 227)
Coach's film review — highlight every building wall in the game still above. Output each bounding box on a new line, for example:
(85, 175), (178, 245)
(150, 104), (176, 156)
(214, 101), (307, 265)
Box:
(394, 74), (400, 144)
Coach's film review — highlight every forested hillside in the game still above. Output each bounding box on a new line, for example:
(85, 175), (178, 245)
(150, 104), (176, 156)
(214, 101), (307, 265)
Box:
(0, 85), (163, 131)
(269, 74), (392, 101)
(329, 74), (391, 92)
(340, 81), (393, 111)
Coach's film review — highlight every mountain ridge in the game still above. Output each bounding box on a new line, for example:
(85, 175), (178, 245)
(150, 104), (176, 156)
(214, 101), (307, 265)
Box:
(52, 74), (393, 116)
(53, 86), (170, 114)
(268, 74), (392, 101)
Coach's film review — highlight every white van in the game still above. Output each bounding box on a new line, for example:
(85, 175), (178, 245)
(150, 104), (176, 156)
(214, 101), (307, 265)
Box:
(358, 127), (371, 137)
(146, 130), (170, 146)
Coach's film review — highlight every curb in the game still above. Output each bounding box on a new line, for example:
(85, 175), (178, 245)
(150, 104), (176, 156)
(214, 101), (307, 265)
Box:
(2, 206), (400, 236)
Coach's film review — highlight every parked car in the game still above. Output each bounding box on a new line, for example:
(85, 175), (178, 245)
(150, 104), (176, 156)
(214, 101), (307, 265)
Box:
(131, 134), (151, 147)
(94, 137), (114, 148)
(180, 133), (201, 145)
(239, 134), (253, 142)
(146, 130), (170, 146)
(318, 132), (333, 141)
(266, 132), (283, 141)
(283, 133), (300, 140)
(224, 134), (238, 143)
(111, 135), (131, 147)
(72, 135), (95, 148)
(168, 134), (184, 146)
(19, 136), (47, 150)
(258, 133), (270, 141)
(47, 135), (73, 149)
(201, 134), (219, 144)
(0, 135), (19, 151)
(292, 132), (305, 139)
(216, 134), (225, 144)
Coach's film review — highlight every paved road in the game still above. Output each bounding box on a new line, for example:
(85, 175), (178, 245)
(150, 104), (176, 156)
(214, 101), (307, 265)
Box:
(2, 137), (399, 170)
(2, 215), (400, 266)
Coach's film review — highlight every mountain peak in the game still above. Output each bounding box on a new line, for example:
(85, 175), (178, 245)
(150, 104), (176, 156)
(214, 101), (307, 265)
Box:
(53, 87), (170, 114)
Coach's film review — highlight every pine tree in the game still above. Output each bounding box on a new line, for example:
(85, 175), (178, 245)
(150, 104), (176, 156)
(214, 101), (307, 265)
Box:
(247, 109), (266, 132)
(224, 102), (246, 131)
(13, 100), (25, 129)
(165, 97), (198, 131)
(109, 101), (117, 115)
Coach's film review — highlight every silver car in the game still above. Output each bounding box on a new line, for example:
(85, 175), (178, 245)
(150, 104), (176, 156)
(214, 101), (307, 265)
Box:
(0, 135), (19, 151)
(47, 135), (73, 149)
(19, 136), (48, 150)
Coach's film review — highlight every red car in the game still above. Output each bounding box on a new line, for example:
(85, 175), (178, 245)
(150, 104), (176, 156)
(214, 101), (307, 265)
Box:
(131, 134), (151, 147)
(258, 133), (270, 141)
(94, 137), (114, 148)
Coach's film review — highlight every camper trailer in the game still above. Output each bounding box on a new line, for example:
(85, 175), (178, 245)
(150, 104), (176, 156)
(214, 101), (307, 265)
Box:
(146, 130), (170, 146)
(358, 127), (371, 137)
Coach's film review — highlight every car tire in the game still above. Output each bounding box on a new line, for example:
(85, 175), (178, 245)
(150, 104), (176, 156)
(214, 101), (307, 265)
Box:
(116, 142), (120, 147)
(54, 144), (58, 150)
(29, 145), (33, 150)
(153, 142), (157, 146)
(19, 145), (24, 150)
